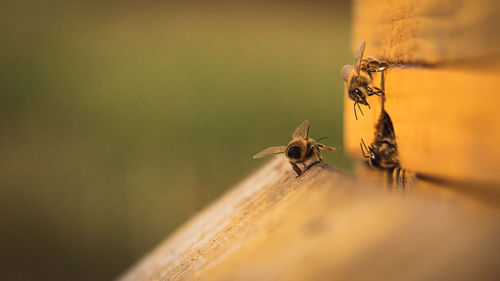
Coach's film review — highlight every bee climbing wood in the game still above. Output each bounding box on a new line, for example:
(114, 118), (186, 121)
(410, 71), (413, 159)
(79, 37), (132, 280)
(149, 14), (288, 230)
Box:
(341, 41), (388, 120)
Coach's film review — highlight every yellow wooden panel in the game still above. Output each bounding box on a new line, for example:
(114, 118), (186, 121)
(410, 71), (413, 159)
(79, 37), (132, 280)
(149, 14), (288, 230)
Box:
(346, 0), (500, 185)
(344, 65), (500, 184)
(352, 0), (500, 64)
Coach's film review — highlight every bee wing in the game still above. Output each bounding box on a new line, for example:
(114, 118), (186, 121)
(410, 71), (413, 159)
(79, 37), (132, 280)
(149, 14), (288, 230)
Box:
(378, 110), (396, 140)
(341, 65), (351, 81)
(252, 146), (287, 159)
(292, 120), (310, 139)
(317, 143), (338, 151)
(354, 40), (366, 75)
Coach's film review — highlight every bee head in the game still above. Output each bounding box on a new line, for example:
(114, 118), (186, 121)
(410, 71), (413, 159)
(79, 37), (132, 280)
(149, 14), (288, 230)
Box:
(368, 146), (381, 168)
(349, 88), (369, 105)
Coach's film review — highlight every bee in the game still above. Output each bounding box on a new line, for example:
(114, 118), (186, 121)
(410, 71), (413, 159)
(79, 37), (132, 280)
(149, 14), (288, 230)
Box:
(253, 120), (337, 177)
(341, 41), (389, 120)
(359, 111), (415, 190)
(360, 110), (399, 169)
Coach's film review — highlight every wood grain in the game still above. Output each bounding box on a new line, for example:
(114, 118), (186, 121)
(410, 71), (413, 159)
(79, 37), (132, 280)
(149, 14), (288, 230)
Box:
(118, 158), (500, 281)
(352, 0), (500, 65)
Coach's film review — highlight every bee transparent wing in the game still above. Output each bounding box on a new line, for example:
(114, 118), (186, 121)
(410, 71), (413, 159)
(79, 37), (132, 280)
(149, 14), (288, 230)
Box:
(292, 120), (310, 139)
(341, 65), (351, 81)
(252, 146), (287, 159)
(354, 40), (366, 75)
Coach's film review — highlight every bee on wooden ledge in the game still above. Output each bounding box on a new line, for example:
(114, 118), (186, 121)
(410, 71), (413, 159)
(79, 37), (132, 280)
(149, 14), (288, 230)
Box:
(253, 120), (338, 177)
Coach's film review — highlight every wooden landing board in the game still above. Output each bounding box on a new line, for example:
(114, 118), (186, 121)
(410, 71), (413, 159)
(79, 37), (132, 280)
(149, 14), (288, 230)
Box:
(345, 0), (500, 185)
(119, 158), (500, 281)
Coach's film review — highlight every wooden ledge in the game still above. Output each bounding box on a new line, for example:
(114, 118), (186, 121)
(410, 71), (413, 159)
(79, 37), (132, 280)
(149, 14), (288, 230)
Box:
(119, 157), (500, 281)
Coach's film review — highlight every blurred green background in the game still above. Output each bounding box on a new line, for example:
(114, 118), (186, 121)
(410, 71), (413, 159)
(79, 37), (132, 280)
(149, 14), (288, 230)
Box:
(0, 1), (352, 280)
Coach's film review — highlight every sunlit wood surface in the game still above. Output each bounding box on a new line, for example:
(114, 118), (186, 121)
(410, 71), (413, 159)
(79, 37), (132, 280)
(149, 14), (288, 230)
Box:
(351, 0), (500, 64)
(119, 158), (500, 281)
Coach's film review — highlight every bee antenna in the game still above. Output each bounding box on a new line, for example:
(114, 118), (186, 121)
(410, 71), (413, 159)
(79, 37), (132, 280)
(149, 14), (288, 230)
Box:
(354, 102), (359, 120)
(360, 138), (369, 159)
(357, 102), (364, 116)
(316, 136), (328, 142)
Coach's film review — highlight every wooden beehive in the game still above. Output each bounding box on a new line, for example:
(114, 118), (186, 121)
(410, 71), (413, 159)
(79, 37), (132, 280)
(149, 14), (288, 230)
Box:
(118, 1), (500, 280)
(345, 0), (500, 184)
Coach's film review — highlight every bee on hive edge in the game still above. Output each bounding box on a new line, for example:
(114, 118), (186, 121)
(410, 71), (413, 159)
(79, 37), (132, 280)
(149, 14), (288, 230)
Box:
(360, 110), (399, 170)
(253, 120), (337, 177)
(341, 41), (389, 120)
(360, 110), (414, 190)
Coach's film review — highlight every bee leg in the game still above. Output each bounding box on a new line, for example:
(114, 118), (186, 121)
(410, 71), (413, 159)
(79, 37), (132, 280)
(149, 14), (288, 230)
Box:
(366, 68), (379, 79)
(400, 168), (406, 192)
(392, 167), (405, 192)
(372, 87), (385, 96)
(367, 63), (387, 73)
(304, 160), (321, 173)
(367, 69), (375, 79)
(366, 62), (387, 79)
(358, 102), (365, 115)
(380, 70), (387, 107)
(380, 69), (386, 92)
(299, 162), (308, 172)
(290, 162), (302, 177)
(394, 167), (400, 185)
(317, 143), (337, 151)
(399, 168), (407, 192)
(312, 146), (324, 164)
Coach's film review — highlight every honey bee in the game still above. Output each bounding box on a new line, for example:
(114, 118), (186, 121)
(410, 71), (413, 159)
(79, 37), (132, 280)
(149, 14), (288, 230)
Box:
(360, 111), (415, 190)
(341, 41), (389, 120)
(253, 120), (337, 177)
(360, 110), (399, 169)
